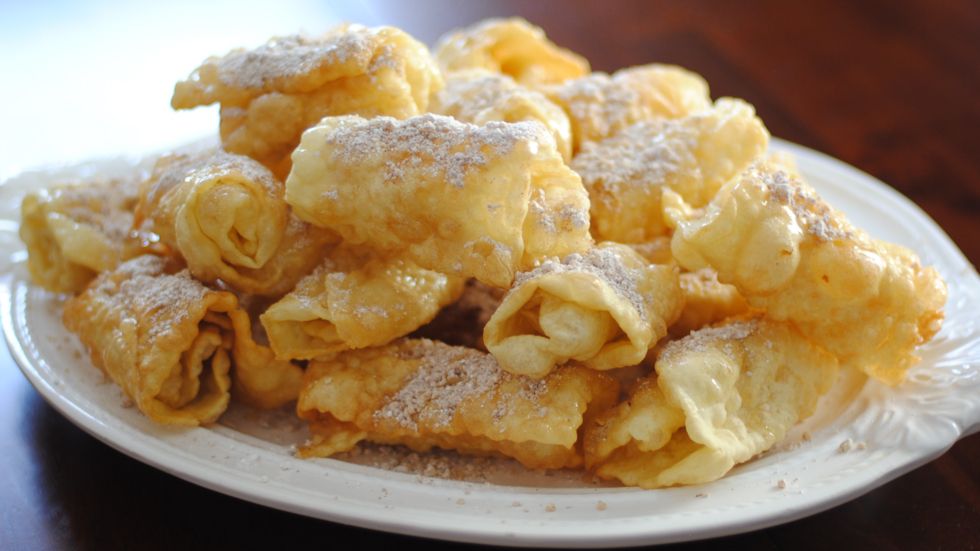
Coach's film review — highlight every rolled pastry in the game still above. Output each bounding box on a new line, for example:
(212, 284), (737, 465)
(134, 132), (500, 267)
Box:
(668, 162), (947, 383)
(571, 98), (769, 243)
(137, 150), (336, 296)
(260, 247), (464, 360)
(286, 114), (592, 287)
(484, 243), (683, 378)
(297, 339), (619, 470)
(546, 64), (711, 151)
(584, 318), (838, 488)
(172, 25), (442, 179)
(20, 177), (150, 293)
(430, 69), (573, 161)
(434, 18), (589, 87)
(63, 256), (235, 425)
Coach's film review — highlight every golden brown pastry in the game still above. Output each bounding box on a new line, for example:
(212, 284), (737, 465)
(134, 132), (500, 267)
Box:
(571, 98), (769, 243)
(585, 318), (838, 488)
(668, 162), (947, 383)
(546, 64), (711, 151)
(20, 177), (149, 293)
(260, 246), (464, 360)
(172, 25), (442, 178)
(434, 18), (589, 87)
(136, 151), (289, 287)
(63, 256), (235, 425)
(430, 69), (573, 161)
(670, 268), (751, 337)
(297, 339), (619, 470)
(286, 114), (592, 287)
(484, 243), (683, 378)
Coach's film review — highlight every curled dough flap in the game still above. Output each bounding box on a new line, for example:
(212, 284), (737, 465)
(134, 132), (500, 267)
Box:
(297, 339), (619, 470)
(20, 177), (148, 293)
(670, 162), (947, 383)
(261, 247), (464, 360)
(225, 308), (304, 410)
(63, 256), (235, 425)
(485, 243), (682, 378)
(585, 318), (838, 488)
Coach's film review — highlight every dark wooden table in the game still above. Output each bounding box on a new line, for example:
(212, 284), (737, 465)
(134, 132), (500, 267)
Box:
(3, 1), (978, 549)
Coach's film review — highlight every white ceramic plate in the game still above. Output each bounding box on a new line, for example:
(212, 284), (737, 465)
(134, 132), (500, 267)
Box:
(2, 139), (979, 548)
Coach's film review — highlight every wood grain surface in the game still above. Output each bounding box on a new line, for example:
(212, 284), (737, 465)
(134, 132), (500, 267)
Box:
(2, 1), (977, 549)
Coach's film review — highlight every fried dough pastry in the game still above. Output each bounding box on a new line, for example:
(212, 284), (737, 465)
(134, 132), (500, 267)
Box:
(546, 64), (711, 151)
(434, 18), (589, 87)
(136, 151), (290, 287)
(20, 177), (148, 293)
(484, 243), (682, 378)
(260, 247), (464, 360)
(571, 98), (769, 243)
(297, 339), (619, 469)
(670, 269), (750, 337)
(225, 307), (304, 410)
(172, 25), (442, 178)
(669, 163), (947, 383)
(63, 256), (234, 425)
(286, 114), (592, 287)
(430, 69), (573, 161)
(584, 319), (838, 488)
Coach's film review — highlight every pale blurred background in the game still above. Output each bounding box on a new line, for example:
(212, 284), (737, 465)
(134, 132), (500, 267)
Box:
(0, 0), (509, 180)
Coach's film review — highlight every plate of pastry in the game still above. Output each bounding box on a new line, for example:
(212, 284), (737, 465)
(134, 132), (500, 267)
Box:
(2, 18), (978, 548)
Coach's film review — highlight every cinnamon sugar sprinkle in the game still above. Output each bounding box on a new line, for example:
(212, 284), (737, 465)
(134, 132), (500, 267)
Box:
(571, 119), (697, 194)
(659, 320), (757, 363)
(326, 114), (546, 189)
(513, 247), (647, 319)
(375, 340), (504, 430)
(757, 166), (851, 242)
(211, 28), (377, 90)
(373, 340), (555, 431)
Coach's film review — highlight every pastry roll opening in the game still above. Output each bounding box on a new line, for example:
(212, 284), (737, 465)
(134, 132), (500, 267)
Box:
(485, 243), (682, 378)
(261, 247), (464, 360)
(63, 256), (237, 425)
(137, 151), (288, 282)
(20, 177), (149, 293)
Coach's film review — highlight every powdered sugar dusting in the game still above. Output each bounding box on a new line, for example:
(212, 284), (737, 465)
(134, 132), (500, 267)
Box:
(513, 247), (647, 319)
(373, 339), (557, 432)
(528, 189), (589, 233)
(375, 340), (505, 430)
(757, 166), (851, 242)
(327, 114), (545, 189)
(660, 319), (758, 363)
(89, 256), (213, 341)
(553, 72), (640, 141)
(571, 119), (698, 196)
(211, 29), (376, 90)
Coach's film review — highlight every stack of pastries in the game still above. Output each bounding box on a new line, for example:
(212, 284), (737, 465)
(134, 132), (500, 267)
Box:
(19, 18), (946, 488)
